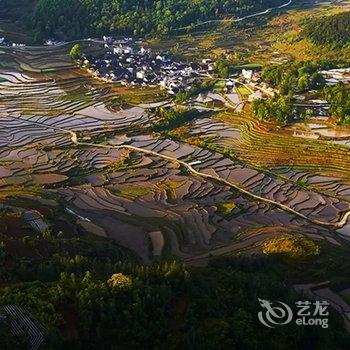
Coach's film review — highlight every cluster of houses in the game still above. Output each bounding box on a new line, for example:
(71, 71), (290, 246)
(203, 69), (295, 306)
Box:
(320, 68), (350, 86)
(0, 37), (26, 47)
(237, 68), (334, 118)
(82, 36), (215, 95)
(238, 65), (350, 99)
(239, 68), (275, 99)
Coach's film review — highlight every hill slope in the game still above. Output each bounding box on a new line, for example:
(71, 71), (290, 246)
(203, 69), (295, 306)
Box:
(3, 0), (286, 40)
(302, 11), (350, 47)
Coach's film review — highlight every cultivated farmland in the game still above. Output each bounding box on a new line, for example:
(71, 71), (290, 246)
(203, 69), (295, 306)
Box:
(1, 43), (350, 264)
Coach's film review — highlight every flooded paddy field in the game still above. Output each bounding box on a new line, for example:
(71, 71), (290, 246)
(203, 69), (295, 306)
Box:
(292, 121), (350, 148)
(1, 44), (350, 263)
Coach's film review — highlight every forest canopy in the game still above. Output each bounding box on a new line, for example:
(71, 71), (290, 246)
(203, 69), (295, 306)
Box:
(3, 0), (286, 40)
(0, 209), (348, 349)
(302, 11), (350, 47)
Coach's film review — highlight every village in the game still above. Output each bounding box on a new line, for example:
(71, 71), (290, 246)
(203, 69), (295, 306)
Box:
(2, 34), (350, 123)
(80, 36), (216, 95)
(77, 36), (350, 110)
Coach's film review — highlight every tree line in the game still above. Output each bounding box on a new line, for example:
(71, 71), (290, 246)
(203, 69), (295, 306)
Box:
(251, 61), (326, 123)
(4, 0), (285, 40)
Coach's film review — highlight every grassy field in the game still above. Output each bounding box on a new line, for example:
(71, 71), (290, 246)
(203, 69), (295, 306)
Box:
(111, 86), (168, 105)
(111, 186), (150, 198)
(216, 202), (236, 216)
(236, 85), (252, 99)
(213, 79), (226, 90)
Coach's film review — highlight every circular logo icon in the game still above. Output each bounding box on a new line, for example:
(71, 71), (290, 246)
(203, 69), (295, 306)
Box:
(258, 298), (293, 328)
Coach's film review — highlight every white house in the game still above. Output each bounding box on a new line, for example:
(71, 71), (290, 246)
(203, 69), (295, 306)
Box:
(242, 69), (254, 81)
(140, 46), (150, 55)
(226, 80), (234, 89)
(123, 47), (133, 55)
(103, 35), (113, 42)
(156, 55), (166, 62)
(208, 64), (215, 72)
(136, 70), (146, 80)
(113, 47), (123, 55)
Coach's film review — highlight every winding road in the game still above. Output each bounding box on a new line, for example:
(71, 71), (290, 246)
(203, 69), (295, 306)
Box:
(8, 114), (350, 231)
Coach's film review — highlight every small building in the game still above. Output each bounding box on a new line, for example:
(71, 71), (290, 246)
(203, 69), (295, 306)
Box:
(156, 55), (166, 62)
(202, 58), (213, 64)
(248, 90), (263, 101)
(103, 35), (113, 43)
(136, 70), (146, 80)
(242, 69), (254, 81)
(226, 80), (234, 89)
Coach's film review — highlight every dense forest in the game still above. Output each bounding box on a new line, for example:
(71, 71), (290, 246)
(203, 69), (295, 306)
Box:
(2, 0), (285, 40)
(253, 61), (350, 124)
(251, 61), (328, 122)
(260, 61), (328, 95)
(323, 83), (350, 125)
(251, 95), (295, 123)
(302, 11), (350, 47)
(1, 256), (349, 349)
(0, 209), (350, 348)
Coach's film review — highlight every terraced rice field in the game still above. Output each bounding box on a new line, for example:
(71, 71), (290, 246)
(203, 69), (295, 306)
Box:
(1, 44), (350, 264)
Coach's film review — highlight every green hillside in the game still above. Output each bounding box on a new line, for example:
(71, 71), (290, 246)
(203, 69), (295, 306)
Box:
(2, 0), (286, 40)
(302, 11), (350, 47)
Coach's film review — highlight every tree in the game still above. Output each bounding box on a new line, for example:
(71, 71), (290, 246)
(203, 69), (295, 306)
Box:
(251, 95), (295, 123)
(297, 74), (310, 92)
(70, 44), (83, 60)
(310, 73), (326, 89)
(107, 273), (132, 289)
(262, 236), (320, 259)
(215, 57), (230, 78)
(261, 61), (328, 95)
(302, 11), (350, 47)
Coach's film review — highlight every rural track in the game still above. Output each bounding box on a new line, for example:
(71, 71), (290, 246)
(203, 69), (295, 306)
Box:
(174, 0), (293, 31)
(7, 115), (350, 230)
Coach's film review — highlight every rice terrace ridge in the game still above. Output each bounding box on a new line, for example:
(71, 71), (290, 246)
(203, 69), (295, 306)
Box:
(0, 0), (350, 349)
